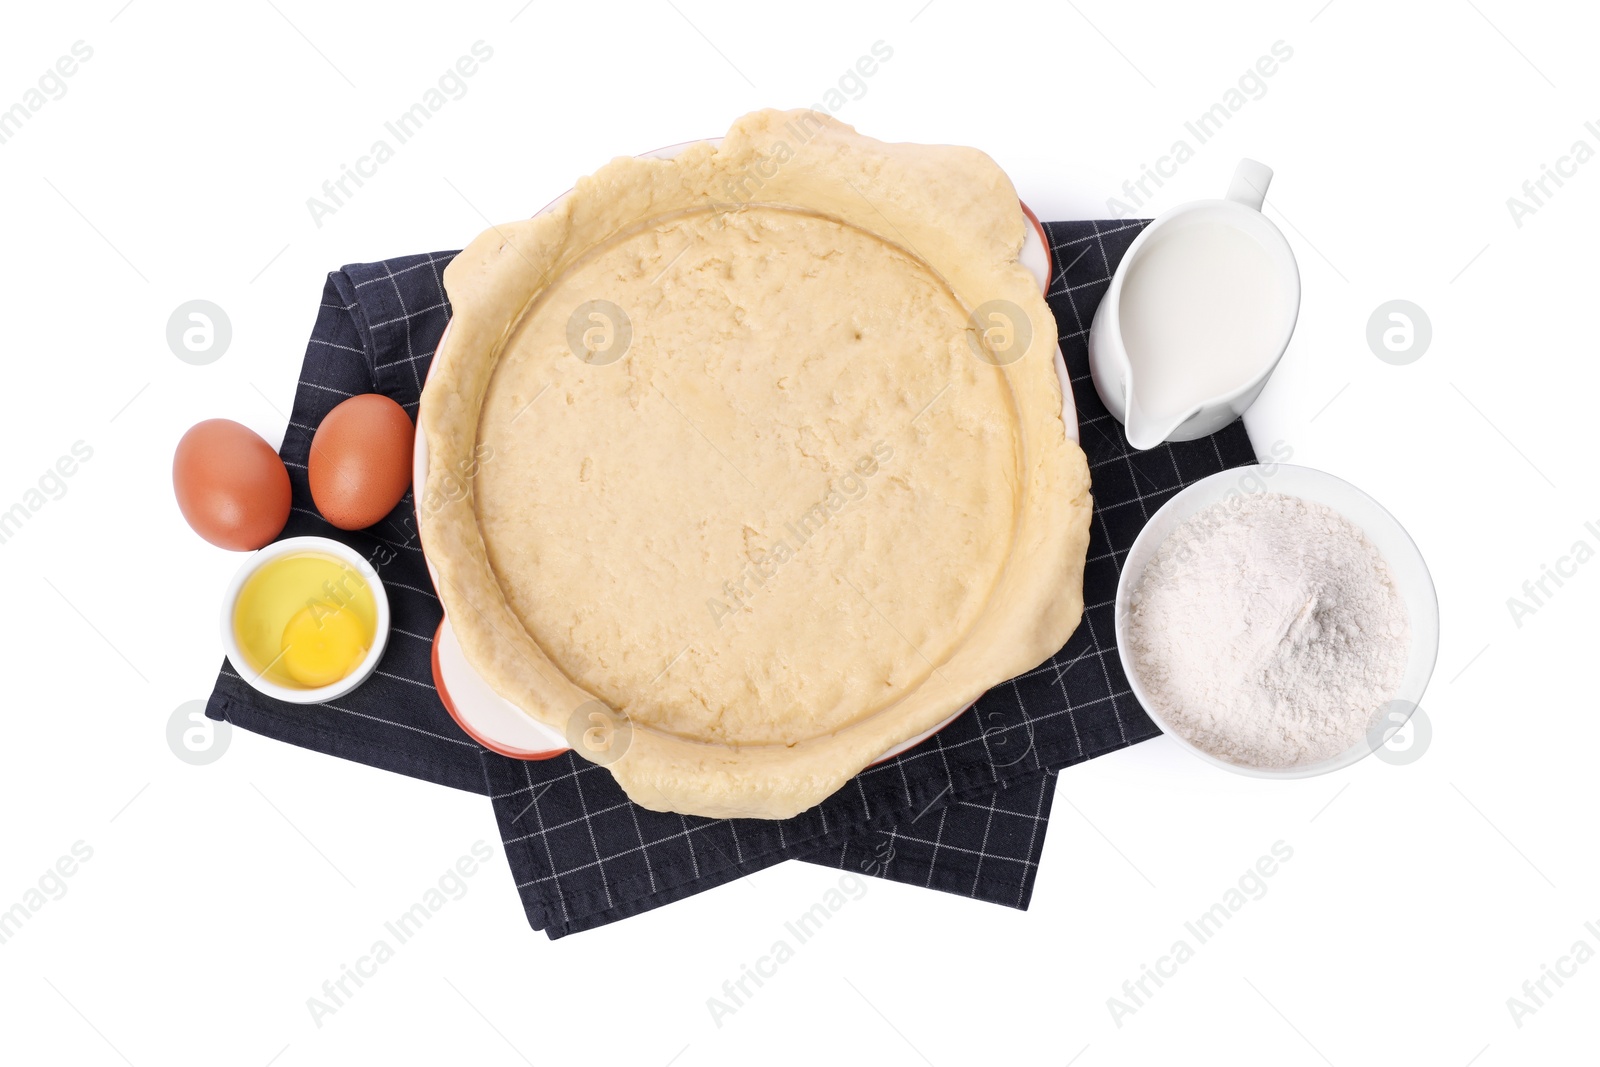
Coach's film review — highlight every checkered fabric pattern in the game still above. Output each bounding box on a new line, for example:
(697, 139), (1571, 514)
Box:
(205, 218), (1258, 938)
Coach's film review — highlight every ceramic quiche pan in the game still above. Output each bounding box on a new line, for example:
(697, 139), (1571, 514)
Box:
(418, 108), (1091, 819)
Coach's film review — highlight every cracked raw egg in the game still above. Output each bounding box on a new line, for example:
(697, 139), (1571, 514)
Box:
(231, 550), (379, 691)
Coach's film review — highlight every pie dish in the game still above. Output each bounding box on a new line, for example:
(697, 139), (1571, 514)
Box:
(414, 165), (1066, 764)
(417, 109), (1093, 819)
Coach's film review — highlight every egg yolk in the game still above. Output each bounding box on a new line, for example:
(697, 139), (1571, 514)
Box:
(280, 602), (370, 688)
(233, 551), (378, 689)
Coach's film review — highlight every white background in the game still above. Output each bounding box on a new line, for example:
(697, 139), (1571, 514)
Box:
(1, 1), (1595, 1063)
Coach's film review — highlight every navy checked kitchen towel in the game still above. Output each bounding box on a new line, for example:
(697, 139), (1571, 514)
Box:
(206, 218), (1257, 938)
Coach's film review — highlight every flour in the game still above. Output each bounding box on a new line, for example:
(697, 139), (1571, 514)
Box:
(1126, 492), (1410, 768)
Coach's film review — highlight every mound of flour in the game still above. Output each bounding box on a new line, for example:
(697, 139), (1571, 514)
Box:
(1126, 491), (1410, 768)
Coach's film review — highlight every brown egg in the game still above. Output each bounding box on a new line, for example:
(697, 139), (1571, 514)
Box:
(309, 394), (415, 531)
(173, 419), (292, 551)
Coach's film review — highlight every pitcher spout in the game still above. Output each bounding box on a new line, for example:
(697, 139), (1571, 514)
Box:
(1124, 398), (1199, 452)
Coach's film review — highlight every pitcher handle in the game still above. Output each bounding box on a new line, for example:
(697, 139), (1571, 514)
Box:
(1226, 158), (1273, 211)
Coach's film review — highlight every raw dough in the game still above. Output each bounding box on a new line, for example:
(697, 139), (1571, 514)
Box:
(419, 109), (1091, 818)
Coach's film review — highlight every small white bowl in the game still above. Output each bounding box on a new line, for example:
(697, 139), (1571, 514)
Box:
(220, 535), (391, 705)
(1113, 463), (1439, 778)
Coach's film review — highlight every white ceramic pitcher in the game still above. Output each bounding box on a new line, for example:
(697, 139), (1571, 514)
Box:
(1087, 159), (1300, 450)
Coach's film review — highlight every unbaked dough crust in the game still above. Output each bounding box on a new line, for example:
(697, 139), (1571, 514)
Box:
(419, 109), (1091, 819)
